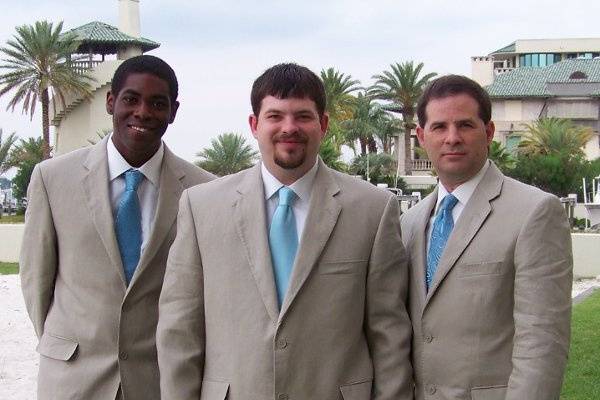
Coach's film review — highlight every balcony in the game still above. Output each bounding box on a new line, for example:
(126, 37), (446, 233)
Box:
(71, 60), (102, 75)
(412, 159), (433, 171)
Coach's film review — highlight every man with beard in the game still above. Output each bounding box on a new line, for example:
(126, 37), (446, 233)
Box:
(20, 55), (214, 400)
(156, 63), (413, 399)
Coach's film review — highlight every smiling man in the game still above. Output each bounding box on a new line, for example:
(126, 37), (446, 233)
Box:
(20, 55), (214, 400)
(401, 75), (572, 400)
(156, 63), (413, 400)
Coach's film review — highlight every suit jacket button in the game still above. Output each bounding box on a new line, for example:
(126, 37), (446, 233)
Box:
(119, 351), (128, 360)
(427, 384), (436, 395)
(278, 394), (289, 400)
(424, 334), (433, 343)
(277, 338), (288, 349)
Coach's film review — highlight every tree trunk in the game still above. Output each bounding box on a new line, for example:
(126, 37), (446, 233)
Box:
(403, 114), (414, 175)
(359, 138), (367, 155)
(41, 88), (51, 160)
(368, 137), (377, 153)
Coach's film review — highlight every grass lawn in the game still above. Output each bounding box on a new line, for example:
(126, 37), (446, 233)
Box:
(561, 289), (600, 399)
(0, 214), (24, 223)
(0, 262), (19, 275)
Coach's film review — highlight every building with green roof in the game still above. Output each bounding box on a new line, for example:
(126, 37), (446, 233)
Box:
(484, 58), (600, 160)
(51, 0), (160, 155)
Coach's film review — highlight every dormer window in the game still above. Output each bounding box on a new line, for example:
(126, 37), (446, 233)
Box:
(569, 71), (588, 80)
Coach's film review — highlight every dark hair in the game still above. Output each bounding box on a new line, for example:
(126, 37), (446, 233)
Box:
(417, 74), (491, 127)
(251, 63), (326, 117)
(111, 55), (178, 103)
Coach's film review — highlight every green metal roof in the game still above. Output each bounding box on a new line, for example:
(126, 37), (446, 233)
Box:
(489, 42), (516, 55)
(486, 58), (600, 98)
(62, 21), (160, 54)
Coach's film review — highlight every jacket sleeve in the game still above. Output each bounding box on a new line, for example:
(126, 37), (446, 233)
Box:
(365, 195), (414, 400)
(507, 195), (572, 400)
(156, 189), (205, 399)
(19, 164), (58, 338)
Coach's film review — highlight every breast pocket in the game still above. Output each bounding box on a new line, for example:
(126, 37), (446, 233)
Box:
(318, 260), (367, 275)
(457, 261), (506, 277)
(470, 385), (507, 400)
(340, 380), (372, 400)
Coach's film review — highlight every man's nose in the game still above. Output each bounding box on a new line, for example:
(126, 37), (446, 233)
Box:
(133, 101), (151, 119)
(281, 116), (299, 133)
(444, 125), (462, 145)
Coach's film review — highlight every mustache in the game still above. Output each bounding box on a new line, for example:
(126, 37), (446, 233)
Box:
(274, 132), (308, 143)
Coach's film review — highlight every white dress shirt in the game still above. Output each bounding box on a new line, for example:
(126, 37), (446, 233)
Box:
(426, 160), (490, 251)
(261, 160), (319, 244)
(107, 134), (164, 253)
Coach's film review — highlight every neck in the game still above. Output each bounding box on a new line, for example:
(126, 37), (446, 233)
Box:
(265, 159), (316, 186)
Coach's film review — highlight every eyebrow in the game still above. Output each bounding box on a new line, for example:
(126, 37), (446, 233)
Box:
(121, 89), (169, 100)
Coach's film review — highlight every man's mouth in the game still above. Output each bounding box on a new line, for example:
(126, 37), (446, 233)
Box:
(128, 124), (150, 133)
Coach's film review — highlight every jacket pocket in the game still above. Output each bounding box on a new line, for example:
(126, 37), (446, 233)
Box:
(200, 380), (229, 400)
(318, 260), (367, 275)
(470, 385), (507, 400)
(457, 261), (505, 277)
(36, 332), (78, 361)
(340, 380), (372, 400)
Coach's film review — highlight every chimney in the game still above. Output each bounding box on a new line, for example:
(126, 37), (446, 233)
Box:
(119, 0), (141, 38)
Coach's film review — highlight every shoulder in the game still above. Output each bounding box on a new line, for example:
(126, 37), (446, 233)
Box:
(186, 166), (254, 200)
(328, 167), (394, 206)
(163, 147), (217, 186)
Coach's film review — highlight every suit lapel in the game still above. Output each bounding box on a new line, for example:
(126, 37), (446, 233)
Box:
(129, 147), (185, 288)
(234, 164), (280, 323)
(412, 190), (438, 310)
(425, 163), (503, 305)
(279, 160), (341, 321)
(82, 136), (127, 287)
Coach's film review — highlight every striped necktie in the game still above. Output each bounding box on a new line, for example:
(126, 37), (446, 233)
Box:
(426, 194), (459, 291)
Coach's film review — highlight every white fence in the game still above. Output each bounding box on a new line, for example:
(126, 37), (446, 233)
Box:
(1, 225), (599, 277)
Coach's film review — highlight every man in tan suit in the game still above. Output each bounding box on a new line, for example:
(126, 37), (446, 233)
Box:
(401, 75), (572, 400)
(20, 55), (214, 400)
(157, 63), (413, 400)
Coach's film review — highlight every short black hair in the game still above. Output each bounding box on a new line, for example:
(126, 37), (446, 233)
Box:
(251, 63), (326, 117)
(417, 74), (491, 127)
(111, 55), (178, 103)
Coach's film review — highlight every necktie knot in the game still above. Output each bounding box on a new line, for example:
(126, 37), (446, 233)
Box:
(278, 186), (296, 207)
(124, 169), (143, 192)
(439, 194), (458, 214)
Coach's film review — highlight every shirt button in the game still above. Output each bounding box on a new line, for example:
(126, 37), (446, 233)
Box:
(427, 384), (436, 395)
(278, 394), (289, 400)
(277, 338), (288, 349)
(119, 351), (128, 360)
(424, 334), (433, 343)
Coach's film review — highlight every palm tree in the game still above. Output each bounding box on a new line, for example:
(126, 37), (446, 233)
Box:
(342, 93), (381, 155)
(7, 137), (45, 203)
(370, 61), (437, 175)
(196, 132), (258, 176)
(0, 128), (18, 175)
(320, 68), (361, 152)
(519, 117), (593, 157)
(0, 20), (94, 159)
(488, 140), (515, 173)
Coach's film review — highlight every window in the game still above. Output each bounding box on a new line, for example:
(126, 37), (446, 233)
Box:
(569, 71), (588, 79)
(519, 55), (525, 66)
(547, 54), (555, 64)
(539, 54), (547, 67)
(525, 54), (532, 66)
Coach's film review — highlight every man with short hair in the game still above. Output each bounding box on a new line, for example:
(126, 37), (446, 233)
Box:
(157, 63), (413, 399)
(402, 74), (572, 399)
(20, 55), (214, 400)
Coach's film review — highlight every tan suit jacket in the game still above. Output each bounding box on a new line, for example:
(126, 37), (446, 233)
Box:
(401, 162), (572, 400)
(156, 160), (413, 400)
(20, 136), (215, 400)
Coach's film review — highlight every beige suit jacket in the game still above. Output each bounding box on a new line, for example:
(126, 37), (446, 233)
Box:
(20, 136), (215, 400)
(156, 160), (413, 400)
(401, 162), (572, 400)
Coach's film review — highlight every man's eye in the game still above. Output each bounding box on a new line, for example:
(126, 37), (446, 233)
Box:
(153, 101), (168, 109)
(122, 96), (136, 104)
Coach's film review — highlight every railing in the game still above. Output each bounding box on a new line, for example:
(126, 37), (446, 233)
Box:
(71, 60), (102, 74)
(494, 67), (515, 75)
(412, 159), (433, 171)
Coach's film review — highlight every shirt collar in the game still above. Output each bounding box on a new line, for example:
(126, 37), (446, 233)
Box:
(436, 160), (490, 211)
(261, 159), (319, 202)
(107, 133), (164, 187)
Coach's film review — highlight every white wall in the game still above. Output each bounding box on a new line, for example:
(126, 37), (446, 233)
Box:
(0, 224), (24, 263)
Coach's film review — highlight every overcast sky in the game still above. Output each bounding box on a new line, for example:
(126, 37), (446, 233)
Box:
(1, 0), (599, 167)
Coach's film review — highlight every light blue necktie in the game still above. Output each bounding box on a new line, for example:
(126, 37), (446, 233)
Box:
(269, 186), (299, 308)
(115, 169), (143, 285)
(426, 194), (459, 291)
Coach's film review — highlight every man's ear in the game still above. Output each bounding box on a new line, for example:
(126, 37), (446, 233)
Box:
(169, 101), (180, 124)
(416, 126), (425, 147)
(106, 91), (114, 115)
(319, 112), (329, 140)
(249, 114), (259, 139)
